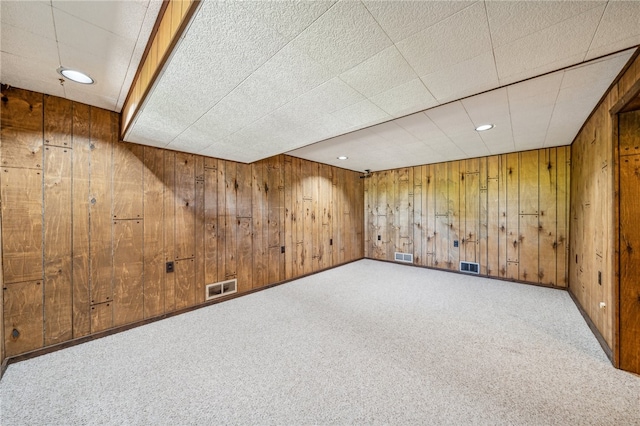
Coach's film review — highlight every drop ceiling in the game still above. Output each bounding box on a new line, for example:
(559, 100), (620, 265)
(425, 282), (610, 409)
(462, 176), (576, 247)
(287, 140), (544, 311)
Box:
(2, 1), (640, 172)
(0, 0), (162, 111)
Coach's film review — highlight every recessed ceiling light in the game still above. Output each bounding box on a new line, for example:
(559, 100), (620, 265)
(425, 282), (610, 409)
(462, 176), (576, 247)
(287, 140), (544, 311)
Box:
(475, 124), (494, 131)
(337, 156), (348, 160)
(57, 67), (94, 84)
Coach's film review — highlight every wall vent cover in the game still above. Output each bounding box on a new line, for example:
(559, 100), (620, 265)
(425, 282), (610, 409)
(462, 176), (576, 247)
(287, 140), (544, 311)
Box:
(206, 279), (237, 301)
(394, 252), (414, 263)
(459, 261), (480, 274)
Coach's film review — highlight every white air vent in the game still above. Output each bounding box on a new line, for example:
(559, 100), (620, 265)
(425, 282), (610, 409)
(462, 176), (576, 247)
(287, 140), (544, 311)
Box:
(394, 252), (414, 263)
(459, 261), (480, 274)
(206, 279), (237, 301)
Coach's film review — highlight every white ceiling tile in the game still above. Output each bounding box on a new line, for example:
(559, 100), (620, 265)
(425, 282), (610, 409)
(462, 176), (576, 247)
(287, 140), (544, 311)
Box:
(291, 0), (392, 75)
(395, 112), (445, 142)
(421, 52), (498, 103)
(370, 78), (438, 118)
(239, 0), (334, 41)
(53, 8), (136, 59)
(339, 46), (418, 98)
(0, 1), (55, 40)
(52, 0), (149, 41)
(0, 23), (60, 68)
(396, 2), (491, 77)
(586, 2), (640, 60)
(461, 88), (509, 128)
(506, 71), (564, 102)
(560, 51), (633, 91)
(331, 99), (391, 129)
(0, 53), (65, 98)
(58, 43), (128, 95)
(493, 5), (605, 81)
(363, 0), (475, 43)
(369, 121), (419, 145)
(486, 1), (604, 48)
(424, 101), (473, 137)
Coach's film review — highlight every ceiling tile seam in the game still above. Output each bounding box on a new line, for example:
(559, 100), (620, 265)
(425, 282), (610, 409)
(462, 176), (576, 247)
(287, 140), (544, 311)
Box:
(541, 71), (566, 148)
(114, 2), (158, 112)
(390, 0), (481, 46)
(165, 0), (343, 145)
(422, 108), (461, 152)
(486, 1), (607, 50)
(50, 2), (142, 42)
(459, 100), (492, 155)
(49, 0), (67, 99)
(482, 1), (500, 89)
(504, 88), (518, 153)
(358, 0), (438, 102)
(582, 1), (610, 62)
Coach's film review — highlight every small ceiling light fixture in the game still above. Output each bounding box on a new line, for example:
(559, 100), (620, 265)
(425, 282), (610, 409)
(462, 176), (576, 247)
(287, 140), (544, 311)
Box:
(475, 124), (494, 131)
(57, 67), (94, 84)
(337, 156), (348, 160)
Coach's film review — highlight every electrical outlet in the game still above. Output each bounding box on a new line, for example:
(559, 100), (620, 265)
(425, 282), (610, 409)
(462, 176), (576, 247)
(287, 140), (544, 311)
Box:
(453, 240), (459, 248)
(166, 261), (174, 273)
(378, 235), (381, 241)
(281, 246), (285, 254)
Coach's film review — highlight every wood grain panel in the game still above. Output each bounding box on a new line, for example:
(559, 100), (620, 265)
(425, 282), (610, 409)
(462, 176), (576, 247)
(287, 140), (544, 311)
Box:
(164, 151), (176, 311)
(292, 158), (305, 276)
(556, 146), (568, 287)
(113, 142), (143, 220)
(413, 166), (423, 264)
(251, 161), (267, 288)
(519, 150), (539, 214)
(175, 258), (195, 310)
(72, 102), (91, 337)
(448, 161), (461, 270)
(487, 176), (500, 277)
(1, 87), (43, 169)
(44, 95), (72, 148)
(237, 217), (253, 292)
(44, 146), (72, 345)
(90, 301), (113, 333)
(175, 152), (195, 260)
(216, 160), (227, 282)
(236, 163), (252, 218)
(620, 154), (640, 374)
(195, 174), (205, 303)
(302, 160), (314, 274)
(3, 281), (43, 357)
(284, 157), (294, 279)
(143, 147), (165, 317)
(519, 214), (539, 283)
(89, 109), (115, 305)
(224, 161), (237, 279)
(1, 167), (43, 283)
(506, 153), (519, 264)
(465, 172), (479, 262)
(204, 167), (218, 285)
(424, 165), (435, 267)
(538, 148), (557, 285)
(268, 158), (284, 280)
(113, 219), (144, 326)
(479, 158), (488, 274)
(619, 110), (640, 157)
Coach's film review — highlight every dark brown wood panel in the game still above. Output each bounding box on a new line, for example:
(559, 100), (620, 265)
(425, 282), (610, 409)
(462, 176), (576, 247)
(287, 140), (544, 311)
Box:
(175, 152), (195, 260)
(89, 108), (114, 305)
(44, 145), (72, 345)
(44, 95), (72, 148)
(204, 167), (218, 285)
(224, 160), (237, 279)
(195, 175), (206, 303)
(113, 142), (143, 220)
(538, 148), (557, 285)
(90, 302), (113, 334)
(72, 102), (91, 337)
(113, 219), (144, 326)
(164, 151), (176, 311)
(237, 217), (253, 293)
(1, 167), (43, 283)
(4, 280), (43, 357)
(143, 146), (165, 318)
(1, 87), (43, 169)
(175, 258), (195, 310)
(619, 154), (640, 374)
(251, 161), (267, 288)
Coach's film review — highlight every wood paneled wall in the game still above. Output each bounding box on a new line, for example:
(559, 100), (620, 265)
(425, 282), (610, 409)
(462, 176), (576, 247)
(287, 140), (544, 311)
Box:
(0, 86), (363, 360)
(570, 52), (640, 352)
(364, 149), (570, 286)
